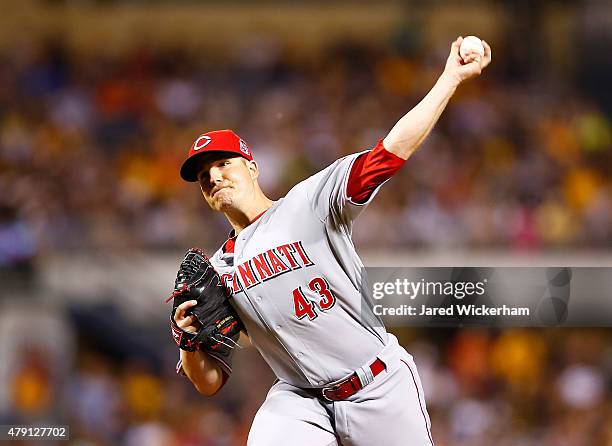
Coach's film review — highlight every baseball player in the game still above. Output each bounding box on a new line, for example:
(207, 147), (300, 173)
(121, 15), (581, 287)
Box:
(173, 37), (491, 445)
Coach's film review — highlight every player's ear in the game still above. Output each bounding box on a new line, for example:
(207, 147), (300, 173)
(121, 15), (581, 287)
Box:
(246, 159), (259, 180)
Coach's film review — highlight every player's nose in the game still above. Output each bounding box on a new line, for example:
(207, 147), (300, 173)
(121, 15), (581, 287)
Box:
(208, 166), (224, 184)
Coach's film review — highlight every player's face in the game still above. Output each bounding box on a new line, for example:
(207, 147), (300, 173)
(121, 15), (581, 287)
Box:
(197, 154), (258, 212)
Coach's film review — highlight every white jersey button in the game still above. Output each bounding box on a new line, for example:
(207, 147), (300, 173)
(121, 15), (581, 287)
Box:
(255, 296), (262, 303)
(297, 352), (304, 358)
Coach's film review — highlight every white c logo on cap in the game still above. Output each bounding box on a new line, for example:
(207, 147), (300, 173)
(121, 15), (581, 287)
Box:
(193, 135), (212, 151)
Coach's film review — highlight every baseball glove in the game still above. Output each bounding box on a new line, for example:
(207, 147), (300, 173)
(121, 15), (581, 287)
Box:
(167, 247), (243, 354)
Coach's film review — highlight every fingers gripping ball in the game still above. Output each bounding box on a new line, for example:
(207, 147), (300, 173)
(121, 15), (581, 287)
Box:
(459, 35), (485, 62)
(168, 248), (244, 354)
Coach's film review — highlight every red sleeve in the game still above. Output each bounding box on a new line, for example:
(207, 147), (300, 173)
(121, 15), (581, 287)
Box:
(346, 140), (406, 204)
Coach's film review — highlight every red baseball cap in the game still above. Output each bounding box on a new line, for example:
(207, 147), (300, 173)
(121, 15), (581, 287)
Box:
(180, 129), (254, 182)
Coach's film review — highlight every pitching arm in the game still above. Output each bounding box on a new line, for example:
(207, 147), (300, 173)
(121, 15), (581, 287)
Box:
(383, 36), (492, 160)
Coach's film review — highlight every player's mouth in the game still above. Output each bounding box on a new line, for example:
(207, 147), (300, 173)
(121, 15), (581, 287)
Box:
(211, 186), (230, 197)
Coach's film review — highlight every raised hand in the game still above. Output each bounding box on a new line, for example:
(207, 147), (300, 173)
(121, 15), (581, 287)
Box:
(443, 36), (492, 85)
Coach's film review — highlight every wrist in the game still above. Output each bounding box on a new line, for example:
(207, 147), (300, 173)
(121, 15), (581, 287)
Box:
(180, 348), (200, 362)
(438, 71), (461, 91)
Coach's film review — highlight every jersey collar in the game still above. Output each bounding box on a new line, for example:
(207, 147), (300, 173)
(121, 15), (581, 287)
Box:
(222, 208), (270, 253)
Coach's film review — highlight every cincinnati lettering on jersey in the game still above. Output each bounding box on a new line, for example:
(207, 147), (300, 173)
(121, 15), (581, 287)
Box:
(221, 241), (314, 293)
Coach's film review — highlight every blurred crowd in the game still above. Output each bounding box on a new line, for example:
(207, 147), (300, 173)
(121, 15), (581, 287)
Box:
(1, 33), (611, 262)
(1, 7), (611, 446)
(3, 328), (611, 446)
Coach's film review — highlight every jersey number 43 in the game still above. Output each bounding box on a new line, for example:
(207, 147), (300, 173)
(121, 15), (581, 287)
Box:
(292, 277), (336, 320)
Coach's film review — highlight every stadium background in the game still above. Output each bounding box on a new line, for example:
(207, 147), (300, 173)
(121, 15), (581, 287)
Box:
(0, 0), (611, 444)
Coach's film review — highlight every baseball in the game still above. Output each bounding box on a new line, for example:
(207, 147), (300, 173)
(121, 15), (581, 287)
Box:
(459, 35), (485, 61)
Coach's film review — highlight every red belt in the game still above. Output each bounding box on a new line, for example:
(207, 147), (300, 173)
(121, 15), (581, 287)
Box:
(311, 358), (386, 402)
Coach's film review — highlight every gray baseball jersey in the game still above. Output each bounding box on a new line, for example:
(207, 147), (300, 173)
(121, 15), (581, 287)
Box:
(184, 151), (434, 445)
(211, 151), (388, 387)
